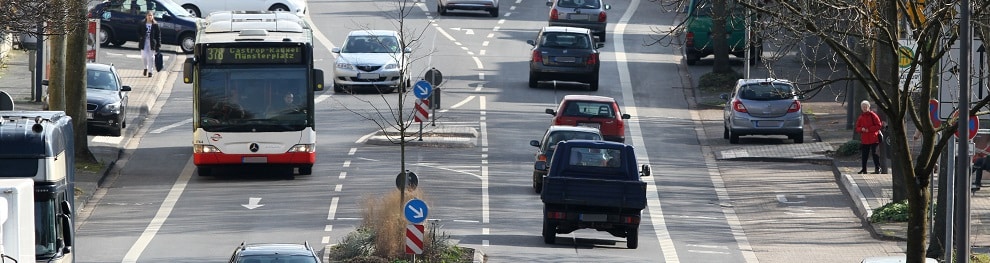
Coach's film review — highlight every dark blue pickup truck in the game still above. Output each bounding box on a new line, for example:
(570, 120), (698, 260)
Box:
(540, 140), (651, 249)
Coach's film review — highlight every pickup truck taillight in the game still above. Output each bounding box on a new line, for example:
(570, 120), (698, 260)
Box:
(787, 101), (801, 113)
(550, 9), (559, 21)
(622, 216), (640, 224)
(732, 99), (748, 113)
(685, 32), (694, 47)
(546, 211), (566, 219)
(598, 11), (607, 22)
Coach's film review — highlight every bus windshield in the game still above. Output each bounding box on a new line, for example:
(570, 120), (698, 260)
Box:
(198, 67), (310, 132)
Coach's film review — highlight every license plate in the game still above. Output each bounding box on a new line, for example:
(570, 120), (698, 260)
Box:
(86, 112), (94, 119)
(357, 73), (380, 79)
(578, 123), (601, 129)
(242, 157), (268, 163)
(555, 56), (576, 63)
(757, 121), (782, 127)
(568, 14), (590, 20)
(580, 214), (606, 222)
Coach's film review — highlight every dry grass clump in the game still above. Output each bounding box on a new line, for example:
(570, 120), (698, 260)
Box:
(360, 189), (428, 258)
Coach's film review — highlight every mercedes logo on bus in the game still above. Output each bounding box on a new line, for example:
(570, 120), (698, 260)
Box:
(249, 143), (259, 152)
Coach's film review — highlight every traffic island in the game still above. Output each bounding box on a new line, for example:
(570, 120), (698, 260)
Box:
(365, 126), (478, 148)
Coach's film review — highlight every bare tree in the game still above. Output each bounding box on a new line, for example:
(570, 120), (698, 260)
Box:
(67, 0), (97, 163)
(0, 0), (86, 36)
(728, 0), (990, 261)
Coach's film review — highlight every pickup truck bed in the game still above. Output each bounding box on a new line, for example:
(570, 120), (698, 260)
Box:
(541, 176), (646, 209)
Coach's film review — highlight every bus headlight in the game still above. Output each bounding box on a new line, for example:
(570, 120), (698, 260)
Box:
(287, 144), (314, 153)
(194, 144), (222, 153)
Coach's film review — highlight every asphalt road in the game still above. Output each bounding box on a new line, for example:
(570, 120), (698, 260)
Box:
(71, 0), (906, 262)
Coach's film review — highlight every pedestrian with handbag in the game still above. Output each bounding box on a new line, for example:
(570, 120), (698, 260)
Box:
(138, 11), (162, 78)
(855, 100), (883, 174)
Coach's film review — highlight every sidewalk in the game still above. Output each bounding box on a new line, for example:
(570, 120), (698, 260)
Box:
(0, 45), (175, 217)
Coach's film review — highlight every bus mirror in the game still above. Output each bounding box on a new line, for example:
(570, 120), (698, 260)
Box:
(60, 200), (72, 216)
(313, 69), (325, 91)
(182, 58), (195, 84)
(59, 214), (73, 247)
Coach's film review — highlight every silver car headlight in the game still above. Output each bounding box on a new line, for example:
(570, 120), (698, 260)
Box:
(102, 102), (121, 112)
(383, 63), (398, 70)
(336, 62), (353, 69)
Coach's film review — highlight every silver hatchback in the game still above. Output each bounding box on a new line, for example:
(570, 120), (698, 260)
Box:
(546, 0), (610, 42)
(721, 79), (804, 144)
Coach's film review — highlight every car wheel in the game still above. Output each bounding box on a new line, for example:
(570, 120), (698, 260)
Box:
(299, 165), (312, 175)
(269, 4), (290, 12)
(197, 167), (213, 177)
(533, 172), (543, 193)
(110, 122), (123, 137)
(542, 220), (556, 244)
(791, 133), (804, 144)
(489, 7), (499, 17)
(723, 126), (729, 139)
(588, 76), (599, 91)
(729, 131), (740, 144)
(180, 33), (195, 53)
(528, 72), (539, 88)
(626, 227), (639, 249)
(99, 28), (112, 46)
(437, 4), (447, 15)
(182, 4), (201, 18)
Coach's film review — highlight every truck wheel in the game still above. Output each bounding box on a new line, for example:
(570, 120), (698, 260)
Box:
(626, 227), (639, 249)
(533, 172), (543, 193)
(542, 220), (556, 244)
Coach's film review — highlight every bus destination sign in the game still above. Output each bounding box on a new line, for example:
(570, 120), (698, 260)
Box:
(204, 46), (303, 64)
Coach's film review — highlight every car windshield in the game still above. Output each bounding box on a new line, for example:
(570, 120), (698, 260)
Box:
(738, 83), (795, 101)
(556, 0), (601, 9)
(157, 0), (193, 17)
(561, 101), (615, 118)
(198, 67), (310, 132)
(87, 69), (119, 91)
(540, 32), (592, 49)
(341, 35), (400, 53)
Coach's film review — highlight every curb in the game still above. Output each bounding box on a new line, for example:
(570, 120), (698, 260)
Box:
(365, 135), (477, 148)
(321, 245), (486, 263)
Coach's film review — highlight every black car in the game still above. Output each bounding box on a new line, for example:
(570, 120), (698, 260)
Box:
(86, 63), (131, 136)
(89, 0), (199, 53)
(228, 242), (321, 263)
(527, 26), (604, 90)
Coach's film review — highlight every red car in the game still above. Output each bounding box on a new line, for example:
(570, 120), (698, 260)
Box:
(545, 95), (630, 143)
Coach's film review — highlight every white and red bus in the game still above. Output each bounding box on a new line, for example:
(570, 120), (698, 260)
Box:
(182, 11), (324, 177)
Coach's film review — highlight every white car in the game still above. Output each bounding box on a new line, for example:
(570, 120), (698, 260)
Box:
(332, 30), (412, 94)
(177, 0), (307, 18)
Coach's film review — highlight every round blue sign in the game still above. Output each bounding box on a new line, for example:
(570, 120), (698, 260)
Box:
(404, 198), (429, 224)
(413, 80), (432, 99)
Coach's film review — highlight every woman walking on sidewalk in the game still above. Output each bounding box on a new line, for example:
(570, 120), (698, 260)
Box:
(138, 11), (161, 78)
(855, 100), (883, 174)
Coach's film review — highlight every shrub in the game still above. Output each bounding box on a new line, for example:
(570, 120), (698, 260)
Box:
(837, 140), (861, 157)
(698, 71), (742, 93)
(870, 200), (909, 223)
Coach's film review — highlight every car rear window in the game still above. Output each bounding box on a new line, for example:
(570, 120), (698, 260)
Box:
(738, 83), (795, 101)
(561, 101), (615, 118)
(567, 147), (622, 168)
(541, 32), (592, 49)
(546, 131), (603, 151)
(556, 0), (601, 9)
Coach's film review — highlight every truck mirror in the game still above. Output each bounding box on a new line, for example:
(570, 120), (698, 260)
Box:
(182, 58), (195, 84)
(545, 109), (556, 116)
(530, 140), (541, 147)
(640, 164), (652, 177)
(313, 69), (325, 91)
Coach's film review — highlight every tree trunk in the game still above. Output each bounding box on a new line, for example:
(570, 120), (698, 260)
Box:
(711, 0), (731, 74)
(48, 7), (66, 111)
(926, 147), (949, 258)
(67, 0), (96, 163)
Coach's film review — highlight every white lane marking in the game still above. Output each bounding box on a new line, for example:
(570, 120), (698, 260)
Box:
(486, 33), (494, 38)
(348, 148), (357, 155)
(316, 94), (331, 104)
(515, 0), (521, 3)
(473, 57), (484, 69)
(504, 12), (511, 17)
(446, 95), (476, 111)
(497, 19), (505, 24)
(149, 118), (193, 134)
(125, 54), (143, 59)
(482, 41), (490, 47)
(465, 29), (475, 34)
(480, 96), (489, 225)
(414, 163), (481, 179)
(325, 225), (333, 231)
(478, 72), (485, 80)
(483, 240), (490, 246)
(475, 84), (484, 92)
(613, 0), (679, 262)
(453, 219), (479, 223)
(322, 237), (331, 244)
(356, 131), (377, 143)
(121, 158), (195, 263)
(356, 157), (380, 161)
(483, 228), (489, 235)
(509, 6), (516, 10)
(461, 46), (469, 51)
(434, 26), (457, 42)
(467, 51), (475, 55)
(455, 41), (463, 46)
(342, 160), (351, 168)
(776, 194), (807, 204)
(480, 50), (486, 56)
(327, 197), (339, 220)
(492, 26), (501, 31)
(335, 184), (343, 192)
(338, 172), (347, 179)
(304, 16), (337, 53)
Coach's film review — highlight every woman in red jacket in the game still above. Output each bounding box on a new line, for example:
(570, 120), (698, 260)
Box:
(855, 100), (883, 174)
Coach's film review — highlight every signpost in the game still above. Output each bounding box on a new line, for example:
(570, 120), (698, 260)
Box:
(405, 224), (424, 255)
(404, 198), (429, 224)
(930, 99), (942, 128)
(395, 171), (419, 190)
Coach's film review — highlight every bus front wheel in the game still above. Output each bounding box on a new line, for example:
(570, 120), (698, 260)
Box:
(299, 165), (312, 175)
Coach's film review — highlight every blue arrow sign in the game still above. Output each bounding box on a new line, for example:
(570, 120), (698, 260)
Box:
(413, 80), (432, 99)
(404, 198), (429, 224)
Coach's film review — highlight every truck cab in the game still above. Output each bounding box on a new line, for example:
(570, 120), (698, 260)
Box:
(683, 0), (760, 65)
(540, 140), (651, 249)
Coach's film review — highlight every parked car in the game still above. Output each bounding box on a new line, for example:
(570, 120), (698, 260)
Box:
(546, 95), (629, 143)
(546, 0), (610, 42)
(437, 0), (499, 17)
(177, 0), (307, 18)
(332, 30), (412, 94)
(683, 0), (760, 65)
(527, 26), (603, 90)
(227, 242), (321, 263)
(89, 0), (199, 53)
(721, 78), (804, 144)
(530, 125), (603, 193)
(86, 63), (131, 137)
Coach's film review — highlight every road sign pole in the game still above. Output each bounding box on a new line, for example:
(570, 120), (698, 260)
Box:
(419, 121), (423, 141)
